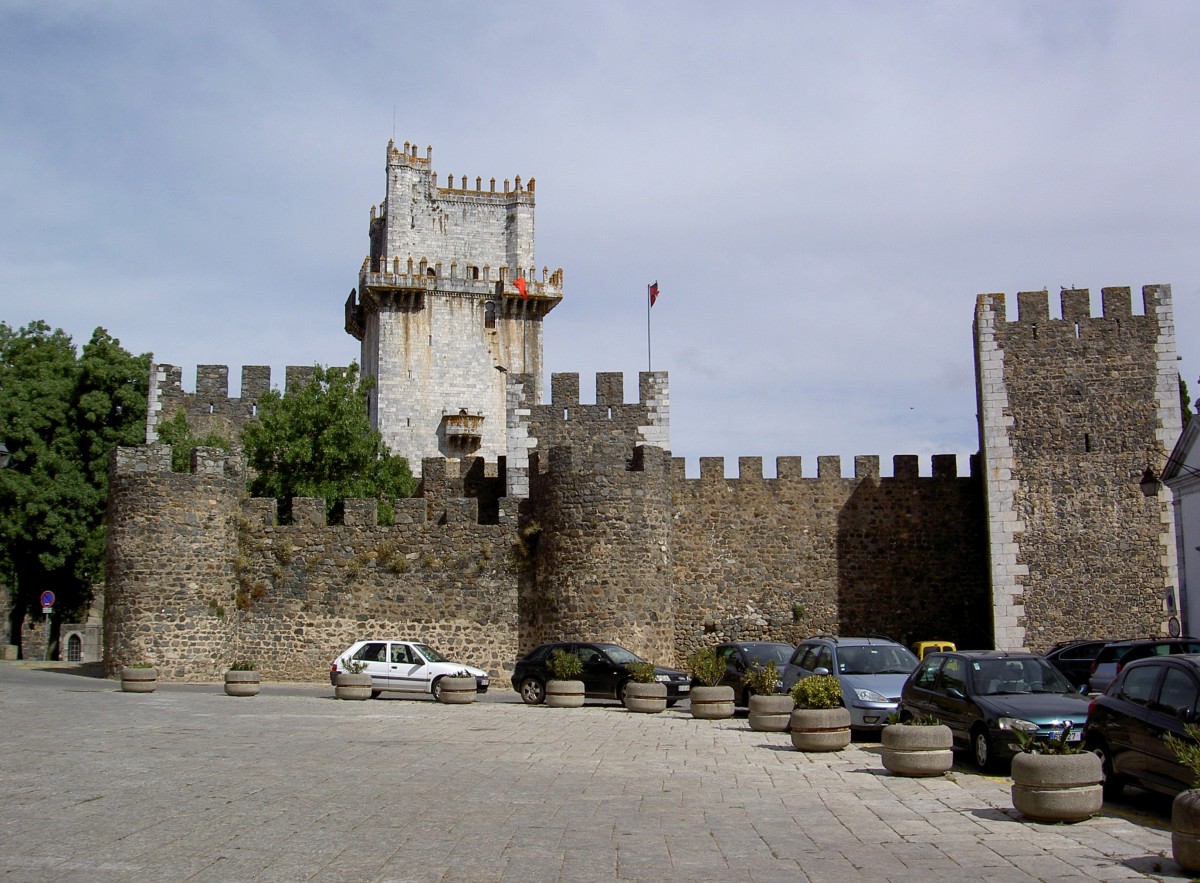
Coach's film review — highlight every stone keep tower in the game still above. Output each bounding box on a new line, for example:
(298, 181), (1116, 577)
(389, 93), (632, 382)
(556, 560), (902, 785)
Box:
(344, 140), (563, 475)
(974, 285), (1182, 651)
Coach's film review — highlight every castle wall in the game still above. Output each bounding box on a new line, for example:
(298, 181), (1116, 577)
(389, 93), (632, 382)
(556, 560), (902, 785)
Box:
(670, 454), (991, 660)
(974, 286), (1183, 651)
(105, 447), (522, 683)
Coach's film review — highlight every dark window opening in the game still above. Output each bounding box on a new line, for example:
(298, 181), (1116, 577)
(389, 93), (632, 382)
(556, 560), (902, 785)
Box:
(1084, 433), (1092, 453)
(485, 300), (496, 329)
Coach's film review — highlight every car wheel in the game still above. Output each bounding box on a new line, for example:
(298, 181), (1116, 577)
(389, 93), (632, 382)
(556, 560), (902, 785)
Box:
(370, 690), (382, 700)
(520, 677), (546, 705)
(972, 726), (995, 771)
(617, 679), (630, 703)
(666, 699), (678, 708)
(1089, 739), (1125, 799)
(430, 677), (443, 701)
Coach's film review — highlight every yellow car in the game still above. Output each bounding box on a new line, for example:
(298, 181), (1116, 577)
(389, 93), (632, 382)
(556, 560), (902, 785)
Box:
(911, 640), (956, 660)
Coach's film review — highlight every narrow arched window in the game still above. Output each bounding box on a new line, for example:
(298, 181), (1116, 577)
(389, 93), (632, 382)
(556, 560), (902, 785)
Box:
(484, 300), (497, 329)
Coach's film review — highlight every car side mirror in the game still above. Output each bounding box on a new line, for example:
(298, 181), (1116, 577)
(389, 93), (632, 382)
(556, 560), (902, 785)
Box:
(946, 687), (965, 700)
(1078, 684), (1090, 695)
(813, 667), (831, 676)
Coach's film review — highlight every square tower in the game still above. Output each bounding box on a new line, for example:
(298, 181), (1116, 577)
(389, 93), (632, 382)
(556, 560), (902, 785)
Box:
(344, 140), (563, 475)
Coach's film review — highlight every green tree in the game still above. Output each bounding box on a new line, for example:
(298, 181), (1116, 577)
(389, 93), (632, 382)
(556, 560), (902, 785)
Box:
(241, 363), (416, 520)
(0, 322), (149, 646)
(1183, 374), (1194, 427)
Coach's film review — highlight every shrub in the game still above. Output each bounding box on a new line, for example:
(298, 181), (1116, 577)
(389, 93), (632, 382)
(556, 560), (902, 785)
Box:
(339, 655), (367, 674)
(1014, 722), (1083, 755)
(1166, 723), (1200, 784)
(744, 659), (781, 696)
(627, 661), (657, 684)
(886, 711), (941, 726)
(547, 648), (583, 680)
(229, 660), (257, 672)
(686, 647), (725, 687)
(789, 674), (842, 709)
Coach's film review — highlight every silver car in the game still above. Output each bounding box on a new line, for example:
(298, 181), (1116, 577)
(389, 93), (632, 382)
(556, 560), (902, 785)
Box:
(782, 636), (920, 730)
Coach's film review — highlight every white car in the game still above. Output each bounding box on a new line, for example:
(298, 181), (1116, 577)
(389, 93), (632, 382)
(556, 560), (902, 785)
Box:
(330, 640), (489, 700)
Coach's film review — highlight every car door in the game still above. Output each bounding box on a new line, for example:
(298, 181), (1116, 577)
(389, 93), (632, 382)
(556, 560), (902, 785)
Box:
(718, 645), (746, 694)
(577, 644), (619, 697)
(1104, 661), (1162, 783)
(391, 642), (433, 693)
(354, 641), (391, 689)
(934, 656), (974, 743)
(1141, 662), (1199, 793)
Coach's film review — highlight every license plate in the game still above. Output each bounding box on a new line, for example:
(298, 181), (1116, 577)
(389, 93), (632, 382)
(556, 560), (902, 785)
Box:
(678, 684), (690, 692)
(1050, 729), (1082, 742)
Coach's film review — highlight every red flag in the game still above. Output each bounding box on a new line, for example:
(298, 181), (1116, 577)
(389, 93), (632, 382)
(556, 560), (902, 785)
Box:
(513, 277), (528, 299)
(649, 281), (659, 307)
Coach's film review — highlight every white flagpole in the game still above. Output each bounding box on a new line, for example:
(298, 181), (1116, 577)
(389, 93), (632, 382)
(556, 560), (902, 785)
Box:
(647, 283), (652, 372)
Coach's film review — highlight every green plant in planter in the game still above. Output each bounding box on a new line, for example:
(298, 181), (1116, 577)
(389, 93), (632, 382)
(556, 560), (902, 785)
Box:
(547, 648), (583, 680)
(885, 710), (941, 726)
(744, 659), (781, 696)
(789, 674), (842, 709)
(229, 660), (257, 672)
(1166, 723), (1200, 782)
(627, 661), (657, 684)
(128, 662), (155, 669)
(686, 647), (725, 687)
(1014, 722), (1083, 755)
(340, 655), (367, 674)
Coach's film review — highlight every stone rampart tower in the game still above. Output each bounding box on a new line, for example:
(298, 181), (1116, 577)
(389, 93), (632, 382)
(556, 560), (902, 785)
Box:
(344, 140), (563, 475)
(974, 285), (1182, 651)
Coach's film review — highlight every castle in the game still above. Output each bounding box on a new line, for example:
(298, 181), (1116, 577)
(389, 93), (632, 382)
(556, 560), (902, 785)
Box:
(105, 141), (1183, 682)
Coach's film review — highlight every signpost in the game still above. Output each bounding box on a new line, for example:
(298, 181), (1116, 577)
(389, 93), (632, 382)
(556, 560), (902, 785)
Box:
(40, 590), (55, 615)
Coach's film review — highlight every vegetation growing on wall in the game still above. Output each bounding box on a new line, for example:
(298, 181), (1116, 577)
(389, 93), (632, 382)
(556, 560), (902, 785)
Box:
(240, 363), (417, 521)
(155, 408), (232, 471)
(0, 321), (149, 638)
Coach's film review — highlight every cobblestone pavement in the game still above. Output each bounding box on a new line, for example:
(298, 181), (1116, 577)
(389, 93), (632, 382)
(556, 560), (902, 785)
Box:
(0, 664), (1186, 882)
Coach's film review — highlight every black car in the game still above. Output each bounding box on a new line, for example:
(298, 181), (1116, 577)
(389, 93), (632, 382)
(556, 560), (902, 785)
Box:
(1083, 654), (1200, 798)
(1087, 638), (1200, 694)
(713, 641), (794, 706)
(899, 650), (1091, 770)
(1042, 639), (1110, 689)
(511, 641), (691, 706)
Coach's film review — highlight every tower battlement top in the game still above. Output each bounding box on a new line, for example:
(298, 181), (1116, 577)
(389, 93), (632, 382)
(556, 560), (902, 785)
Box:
(975, 284), (1172, 324)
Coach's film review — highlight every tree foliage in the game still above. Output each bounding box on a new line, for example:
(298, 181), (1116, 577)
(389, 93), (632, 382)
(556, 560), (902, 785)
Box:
(1183, 374), (1195, 427)
(155, 408), (231, 472)
(0, 322), (149, 636)
(241, 363), (416, 519)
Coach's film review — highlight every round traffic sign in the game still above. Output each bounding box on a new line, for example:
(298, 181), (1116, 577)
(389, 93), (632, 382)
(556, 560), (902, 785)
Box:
(39, 590), (55, 607)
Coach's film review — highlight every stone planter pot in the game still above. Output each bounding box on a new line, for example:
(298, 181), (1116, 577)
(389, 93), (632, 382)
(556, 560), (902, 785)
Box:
(224, 670), (261, 697)
(546, 679), (585, 708)
(1173, 789), (1200, 872)
(436, 676), (478, 704)
(748, 694), (794, 732)
(334, 671), (373, 701)
(881, 723), (953, 776)
(623, 681), (667, 714)
(1010, 751), (1103, 823)
(789, 707), (852, 752)
(121, 666), (158, 693)
(689, 685), (736, 720)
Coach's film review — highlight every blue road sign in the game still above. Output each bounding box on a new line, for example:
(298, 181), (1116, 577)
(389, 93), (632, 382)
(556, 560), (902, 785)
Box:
(40, 590), (55, 607)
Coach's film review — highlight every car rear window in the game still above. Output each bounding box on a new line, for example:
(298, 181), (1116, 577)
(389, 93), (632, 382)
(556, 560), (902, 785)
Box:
(1117, 664), (1160, 704)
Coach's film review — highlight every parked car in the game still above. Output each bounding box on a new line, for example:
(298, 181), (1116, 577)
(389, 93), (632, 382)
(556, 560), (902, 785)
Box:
(911, 640), (956, 661)
(330, 640), (489, 699)
(713, 641), (795, 706)
(781, 636), (920, 730)
(1087, 638), (1200, 694)
(899, 650), (1090, 770)
(511, 641), (691, 705)
(1083, 654), (1200, 798)
(1042, 639), (1110, 689)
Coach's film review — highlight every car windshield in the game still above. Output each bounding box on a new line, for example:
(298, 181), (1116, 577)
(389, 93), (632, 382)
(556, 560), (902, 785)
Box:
(970, 657), (1073, 695)
(603, 646), (645, 665)
(743, 644), (793, 667)
(837, 645), (918, 675)
(413, 643), (450, 663)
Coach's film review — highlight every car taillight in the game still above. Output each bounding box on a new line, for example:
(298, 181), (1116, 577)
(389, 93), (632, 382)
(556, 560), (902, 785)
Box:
(1115, 662), (1125, 675)
(1088, 699), (1097, 715)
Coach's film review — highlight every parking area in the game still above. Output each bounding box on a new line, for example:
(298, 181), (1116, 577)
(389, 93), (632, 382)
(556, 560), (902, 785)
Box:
(0, 663), (1185, 882)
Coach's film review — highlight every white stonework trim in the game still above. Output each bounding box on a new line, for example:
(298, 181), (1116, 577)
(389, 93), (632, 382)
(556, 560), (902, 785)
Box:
(1149, 285), (1183, 614)
(975, 294), (1026, 650)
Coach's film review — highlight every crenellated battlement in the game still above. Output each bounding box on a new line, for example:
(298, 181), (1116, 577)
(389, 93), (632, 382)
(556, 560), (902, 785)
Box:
(145, 362), (328, 444)
(977, 284), (1172, 329)
(673, 453), (978, 483)
(385, 138), (534, 202)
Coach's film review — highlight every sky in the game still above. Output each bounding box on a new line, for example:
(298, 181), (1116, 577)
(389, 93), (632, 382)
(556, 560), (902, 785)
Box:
(1, 1), (1196, 477)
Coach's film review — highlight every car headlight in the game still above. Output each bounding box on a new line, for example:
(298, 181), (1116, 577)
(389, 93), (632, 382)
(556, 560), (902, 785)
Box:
(654, 674), (671, 683)
(998, 716), (1039, 733)
(854, 688), (889, 703)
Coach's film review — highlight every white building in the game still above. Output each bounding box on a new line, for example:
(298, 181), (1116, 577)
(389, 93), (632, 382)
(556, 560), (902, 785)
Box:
(1165, 418), (1200, 637)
